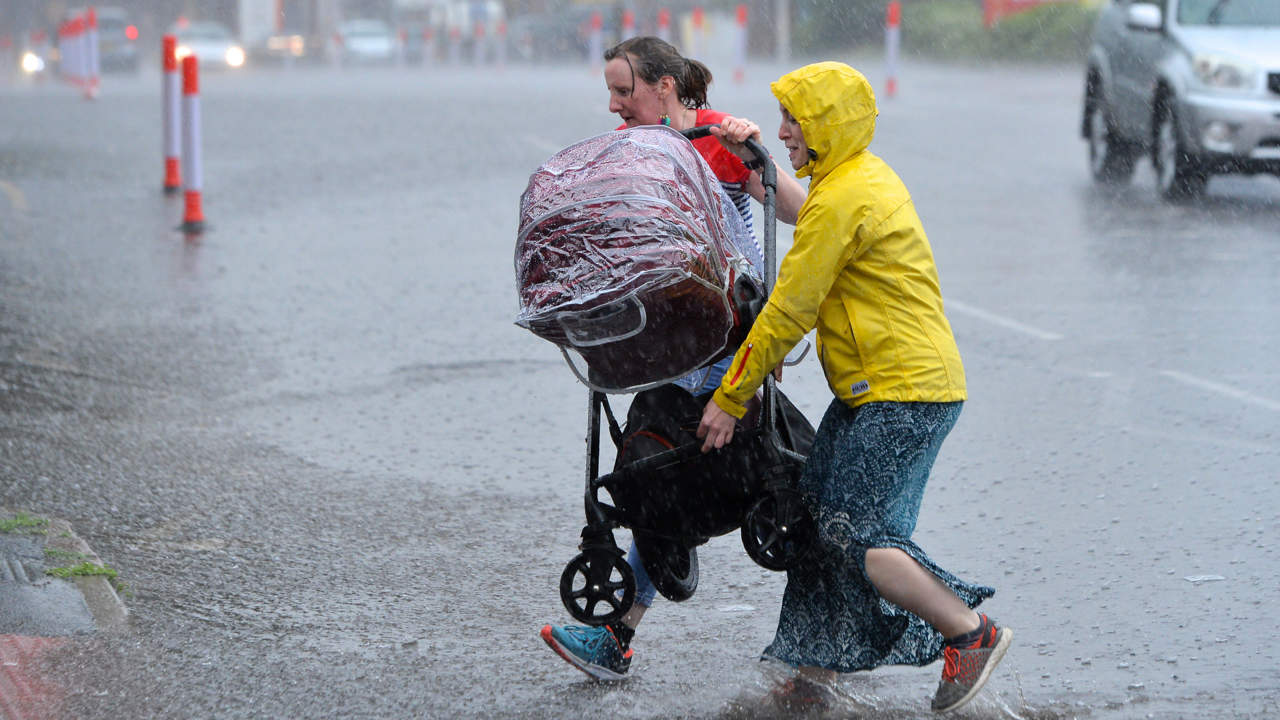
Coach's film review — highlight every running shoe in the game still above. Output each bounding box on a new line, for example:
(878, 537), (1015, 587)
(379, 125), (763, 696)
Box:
(932, 614), (1013, 713)
(540, 624), (632, 681)
(769, 675), (833, 715)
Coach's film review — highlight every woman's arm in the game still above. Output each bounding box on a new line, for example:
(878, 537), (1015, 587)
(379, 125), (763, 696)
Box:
(711, 116), (806, 225)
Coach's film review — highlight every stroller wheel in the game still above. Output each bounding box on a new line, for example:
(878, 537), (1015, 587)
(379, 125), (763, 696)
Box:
(634, 532), (698, 602)
(559, 548), (637, 626)
(741, 489), (815, 571)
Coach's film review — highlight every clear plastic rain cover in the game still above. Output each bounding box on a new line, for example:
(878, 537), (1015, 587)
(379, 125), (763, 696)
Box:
(515, 126), (753, 393)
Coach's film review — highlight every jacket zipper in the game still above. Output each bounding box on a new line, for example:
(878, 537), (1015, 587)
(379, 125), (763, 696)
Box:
(729, 344), (753, 385)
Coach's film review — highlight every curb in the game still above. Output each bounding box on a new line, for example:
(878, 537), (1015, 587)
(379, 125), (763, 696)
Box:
(45, 518), (128, 631)
(1, 508), (128, 633)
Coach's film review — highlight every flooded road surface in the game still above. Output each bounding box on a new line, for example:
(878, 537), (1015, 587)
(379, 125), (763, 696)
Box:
(1, 57), (1278, 719)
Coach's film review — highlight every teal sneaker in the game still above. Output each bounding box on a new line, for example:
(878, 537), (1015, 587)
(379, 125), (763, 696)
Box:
(539, 624), (632, 681)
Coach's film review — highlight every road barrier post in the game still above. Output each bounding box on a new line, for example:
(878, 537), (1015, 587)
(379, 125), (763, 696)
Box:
(733, 4), (747, 84)
(162, 35), (181, 194)
(495, 19), (506, 70)
(885, 1), (901, 98)
(690, 6), (704, 59)
(180, 56), (205, 233)
(588, 11), (603, 72)
(85, 7), (100, 99)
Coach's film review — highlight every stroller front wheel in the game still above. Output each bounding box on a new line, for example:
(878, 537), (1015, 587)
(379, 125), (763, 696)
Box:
(634, 532), (699, 602)
(741, 488), (815, 571)
(560, 548), (637, 626)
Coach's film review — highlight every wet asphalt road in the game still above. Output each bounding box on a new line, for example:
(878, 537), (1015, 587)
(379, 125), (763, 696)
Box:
(1, 56), (1279, 719)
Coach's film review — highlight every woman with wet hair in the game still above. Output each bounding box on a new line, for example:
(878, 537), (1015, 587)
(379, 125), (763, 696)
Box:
(538, 35), (807, 682)
(602, 36), (806, 230)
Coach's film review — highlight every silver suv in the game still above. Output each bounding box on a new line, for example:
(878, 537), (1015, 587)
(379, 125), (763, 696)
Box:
(1082, 0), (1280, 200)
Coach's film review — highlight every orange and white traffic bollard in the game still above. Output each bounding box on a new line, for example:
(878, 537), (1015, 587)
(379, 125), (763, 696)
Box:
(656, 8), (671, 45)
(885, 1), (901, 98)
(621, 9), (635, 39)
(733, 4), (747, 84)
(588, 11), (603, 72)
(691, 6), (705, 59)
(84, 7), (100, 99)
(162, 35), (181, 194)
(422, 26), (436, 67)
(180, 55), (205, 233)
(495, 19), (506, 69)
(472, 19), (485, 65)
(57, 15), (83, 90)
(448, 26), (461, 65)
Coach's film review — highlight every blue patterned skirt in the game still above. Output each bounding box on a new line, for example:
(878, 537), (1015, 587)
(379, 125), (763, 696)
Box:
(762, 399), (994, 672)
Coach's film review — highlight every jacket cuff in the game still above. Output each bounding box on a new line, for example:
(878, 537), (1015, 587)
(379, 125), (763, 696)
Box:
(711, 389), (749, 419)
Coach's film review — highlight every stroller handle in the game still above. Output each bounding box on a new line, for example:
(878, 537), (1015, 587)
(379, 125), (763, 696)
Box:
(681, 124), (781, 431)
(681, 125), (776, 192)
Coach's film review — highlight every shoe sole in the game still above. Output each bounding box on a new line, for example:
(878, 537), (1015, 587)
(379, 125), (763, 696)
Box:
(539, 625), (628, 682)
(934, 628), (1013, 714)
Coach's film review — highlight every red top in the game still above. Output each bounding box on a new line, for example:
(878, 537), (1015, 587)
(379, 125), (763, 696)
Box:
(163, 35), (177, 72)
(182, 55), (198, 94)
(616, 109), (751, 186)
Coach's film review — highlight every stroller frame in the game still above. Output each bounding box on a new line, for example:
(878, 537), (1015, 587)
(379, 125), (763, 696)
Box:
(557, 128), (815, 626)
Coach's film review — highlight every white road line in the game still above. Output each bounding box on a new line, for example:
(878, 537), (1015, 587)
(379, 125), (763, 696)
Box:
(1159, 370), (1280, 412)
(945, 299), (1063, 341)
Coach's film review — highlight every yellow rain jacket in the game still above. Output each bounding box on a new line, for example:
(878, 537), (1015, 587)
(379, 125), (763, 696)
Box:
(711, 62), (966, 418)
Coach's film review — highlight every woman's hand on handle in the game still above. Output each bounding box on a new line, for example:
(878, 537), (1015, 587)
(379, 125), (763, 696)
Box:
(697, 398), (737, 453)
(709, 116), (762, 163)
(714, 115), (806, 225)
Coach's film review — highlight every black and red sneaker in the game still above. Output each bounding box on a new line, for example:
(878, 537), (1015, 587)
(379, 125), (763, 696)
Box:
(931, 614), (1013, 713)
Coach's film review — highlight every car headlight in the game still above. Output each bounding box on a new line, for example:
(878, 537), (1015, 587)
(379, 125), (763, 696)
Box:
(20, 51), (45, 74)
(226, 46), (245, 67)
(1191, 52), (1259, 92)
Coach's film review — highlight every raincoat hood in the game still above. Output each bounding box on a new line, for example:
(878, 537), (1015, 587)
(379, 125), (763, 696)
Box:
(770, 62), (878, 181)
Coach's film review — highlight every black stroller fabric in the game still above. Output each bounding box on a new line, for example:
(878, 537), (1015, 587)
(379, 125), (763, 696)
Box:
(607, 384), (816, 546)
(514, 126), (757, 393)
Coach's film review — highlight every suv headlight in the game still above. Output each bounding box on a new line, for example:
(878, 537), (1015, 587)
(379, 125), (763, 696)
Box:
(1191, 52), (1259, 92)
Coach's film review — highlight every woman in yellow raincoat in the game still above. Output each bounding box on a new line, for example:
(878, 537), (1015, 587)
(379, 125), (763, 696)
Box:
(699, 62), (1013, 714)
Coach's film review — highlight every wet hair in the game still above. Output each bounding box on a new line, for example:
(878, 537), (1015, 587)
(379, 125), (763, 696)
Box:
(604, 36), (712, 109)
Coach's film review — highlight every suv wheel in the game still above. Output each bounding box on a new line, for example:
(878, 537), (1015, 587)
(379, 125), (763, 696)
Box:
(1153, 101), (1207, 201)
(1086, 88), (1136, 183)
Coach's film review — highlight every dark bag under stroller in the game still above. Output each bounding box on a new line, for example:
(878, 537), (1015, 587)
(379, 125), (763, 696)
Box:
(606, 384), (816, 601)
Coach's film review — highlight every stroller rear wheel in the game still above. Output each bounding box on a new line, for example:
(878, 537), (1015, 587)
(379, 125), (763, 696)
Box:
(560, 547), (637, 626)
(741, 488), (815, 571)
(634, 532), (699, 602)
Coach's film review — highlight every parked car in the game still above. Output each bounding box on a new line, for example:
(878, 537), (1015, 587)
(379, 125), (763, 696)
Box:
(1082, 0), (1280, 200)
(173, 20), (246, 70)
(334, 19), (398, 65)
(94, 6), (139, 72)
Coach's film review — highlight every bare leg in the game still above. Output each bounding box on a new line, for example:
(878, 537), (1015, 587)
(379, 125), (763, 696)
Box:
(864, 547), (980, 639)
(798, 665), (837, 684)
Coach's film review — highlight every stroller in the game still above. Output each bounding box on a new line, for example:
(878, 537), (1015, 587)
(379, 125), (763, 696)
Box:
(515, 125), (816, 626)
